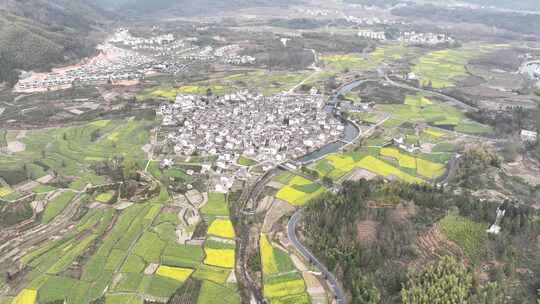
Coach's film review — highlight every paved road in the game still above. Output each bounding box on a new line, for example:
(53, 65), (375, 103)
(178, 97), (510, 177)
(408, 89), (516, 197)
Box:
(287, 209), (346, 304)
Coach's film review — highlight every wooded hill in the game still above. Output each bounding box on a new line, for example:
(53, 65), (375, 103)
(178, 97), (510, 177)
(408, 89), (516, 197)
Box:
(302, 180), (540, 303)
(0, 0), (111, 85)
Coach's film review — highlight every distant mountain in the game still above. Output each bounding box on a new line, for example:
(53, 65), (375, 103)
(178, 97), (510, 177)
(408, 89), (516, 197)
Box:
(93, 0), (299, 16)
(0, 0), (110, 85)
(458, 0), (540, 12)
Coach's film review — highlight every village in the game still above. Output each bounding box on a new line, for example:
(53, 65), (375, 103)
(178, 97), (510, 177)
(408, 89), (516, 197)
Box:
(157, 90), (345, 174)
(13, 29), (256, 93)
(357, 29), (455, 45)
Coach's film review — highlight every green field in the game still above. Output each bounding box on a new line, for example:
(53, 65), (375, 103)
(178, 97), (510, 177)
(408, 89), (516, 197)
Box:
(200, 192), (229, 216)
(95, 191), (115, 204)
(377, 96), (493, 135)
(321, 44), (417, 72)
(197, 281), (240, 304)
(41, 191), (77, 223)
(0, 118), (153, 187)
(412, 44), (501, 88)
(140, 70), (309, 99)
(237, 156), (257, 166)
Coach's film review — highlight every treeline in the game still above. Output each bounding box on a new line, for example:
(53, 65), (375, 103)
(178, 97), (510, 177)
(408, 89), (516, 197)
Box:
(288, 32), (372, 53)
(247, 40), (314, 70)
(269, 18), (328, 30)
(302, 179), (540, 303)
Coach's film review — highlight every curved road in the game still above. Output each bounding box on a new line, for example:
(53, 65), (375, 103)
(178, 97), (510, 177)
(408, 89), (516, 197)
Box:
(287, 209), (346, 304)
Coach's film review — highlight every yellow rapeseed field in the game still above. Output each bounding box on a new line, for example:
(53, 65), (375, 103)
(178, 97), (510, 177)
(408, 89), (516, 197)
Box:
(12, 289), (37, 304)
(207, 219), (235, 239)
(275, 176), (325, 206)
(260, 233), (278, 275)
(0, 186), (13, 197)
(357, 156), (424, 184)
(423, 128), (445, 138)
(380, 148), (417, 169)
(204, 248), (235, 268)
(264, 279), (306, 299)
(156, 266), (193, 282)
(417, 159), (446, 179)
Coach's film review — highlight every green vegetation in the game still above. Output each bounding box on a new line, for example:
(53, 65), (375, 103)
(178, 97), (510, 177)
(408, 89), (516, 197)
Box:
(402, 256), (504, 304)
(237, 156), (257, 166)
(377, 96), (492, 135)
(95, 191), (115, 204)
(0, 118), (153, 186)
(438, 213), (488, 264)
(412, 45), (500, 88)
(41, 191), (77, 223)
(200, 192), (229, 216)
(321, 44), (417, 72)
(197, 281), (240, 304)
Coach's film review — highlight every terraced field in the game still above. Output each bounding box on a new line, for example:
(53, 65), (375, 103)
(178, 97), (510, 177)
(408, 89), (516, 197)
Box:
(0, 118), (153, 187)
(259, 233), (310, 304)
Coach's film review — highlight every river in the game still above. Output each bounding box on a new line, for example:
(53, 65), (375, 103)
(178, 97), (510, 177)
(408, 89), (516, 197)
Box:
(299, 79), (365, 164)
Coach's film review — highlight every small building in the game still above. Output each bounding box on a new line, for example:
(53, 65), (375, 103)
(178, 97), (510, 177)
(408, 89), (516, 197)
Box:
(521, 129), (538, 142)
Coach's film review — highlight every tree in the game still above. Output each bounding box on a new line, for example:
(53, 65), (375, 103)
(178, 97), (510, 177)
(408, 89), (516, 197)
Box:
(122, 158), (138, 181)
(401, 256), (471, 304)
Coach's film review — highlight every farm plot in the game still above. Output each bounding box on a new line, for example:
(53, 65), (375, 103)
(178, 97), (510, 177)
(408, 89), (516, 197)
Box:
(260, 234), (297, 276)
(377, 97), (493, 135)
(41, 191), (77, 223)
(275, 176), (326, 206)
(207, 218), (235, 239)
(203, 239), (235, 269)
(155, 266), (193, 282)
(259, 234), (310, 304)
(411, 45), (500, 89)
(321, 45), (416, 72)
(0, 118), (153, 188)
(313, 150), (426, 184)
(200, 192), (229, 217)
(197, 281), (241, 304)
(137, 85), (230, 102)
(380, 147), (446, 179)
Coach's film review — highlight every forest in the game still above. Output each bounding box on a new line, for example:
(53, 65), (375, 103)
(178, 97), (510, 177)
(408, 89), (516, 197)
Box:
(302, 179), (540, 303)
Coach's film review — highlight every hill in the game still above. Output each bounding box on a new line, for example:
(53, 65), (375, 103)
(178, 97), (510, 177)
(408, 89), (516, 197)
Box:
(0, 0), (110, 85)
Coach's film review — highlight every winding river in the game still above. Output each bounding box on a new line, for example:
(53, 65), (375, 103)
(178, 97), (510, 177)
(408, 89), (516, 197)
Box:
(299, 79), (365, 163)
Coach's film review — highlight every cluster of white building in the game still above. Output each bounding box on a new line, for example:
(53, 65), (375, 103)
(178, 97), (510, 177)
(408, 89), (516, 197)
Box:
(398, 31), (455, 46)
(179, 44), (256, 65)
(345, 15), (404, 26)
(357, 30), (387, 40)
(294, 7), (334, 16)
(14, 43), (153, 93)
(110, 29), (175, 47)
(13, 28), (258, 92)
(157, 91), (344, 170)
(356, 30), (455, 45)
